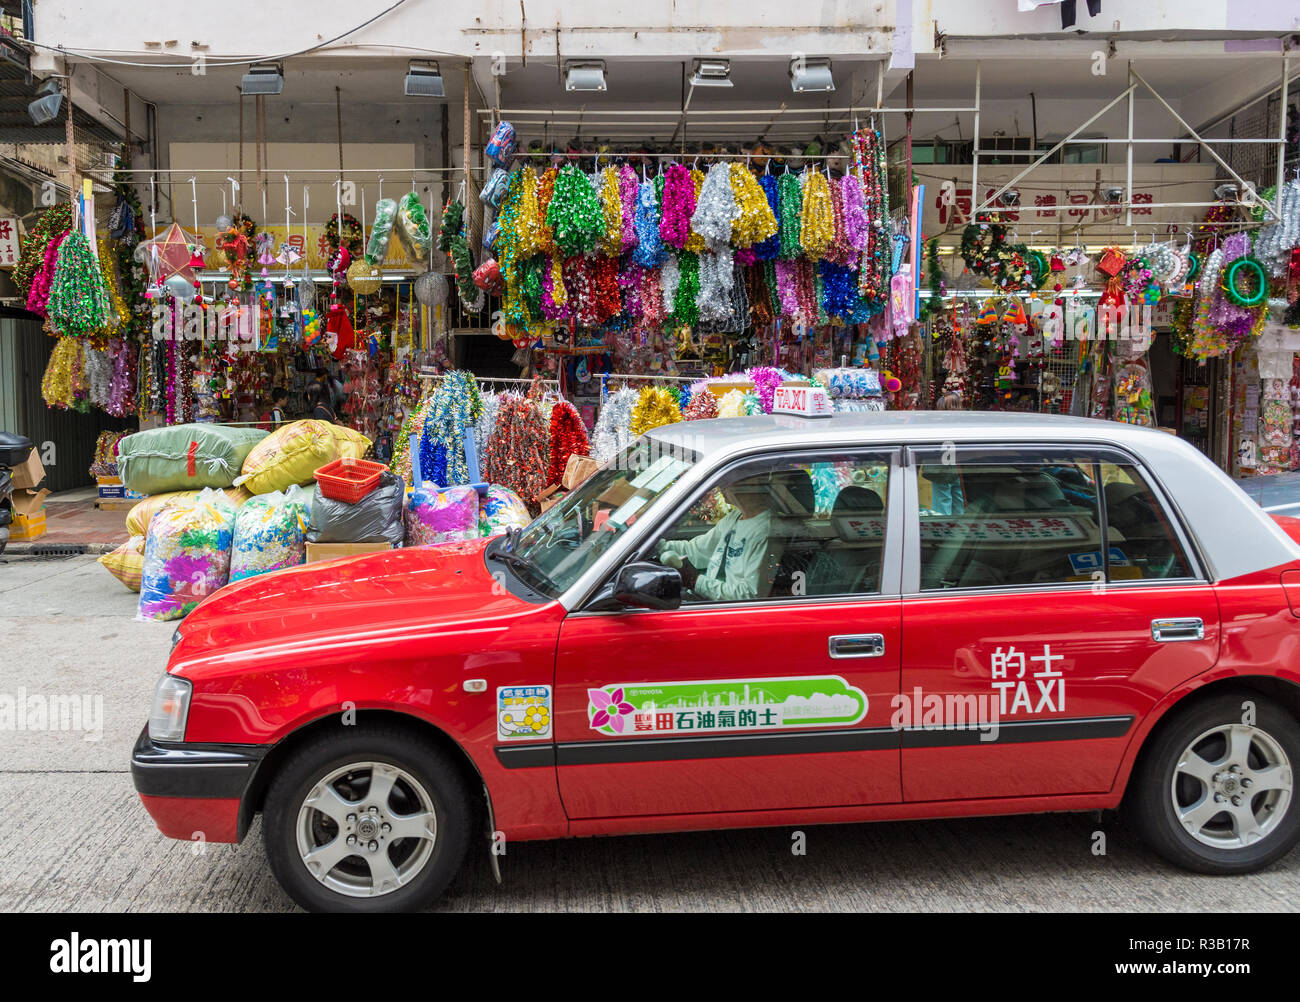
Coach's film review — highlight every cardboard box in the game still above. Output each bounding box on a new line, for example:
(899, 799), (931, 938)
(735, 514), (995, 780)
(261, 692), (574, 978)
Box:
(305, 542), (393, 563)
(538, 483), (567, 512)
(9, 489), (48, 540)
(10, 450), (45, 491)
(561, 455), (600, 490)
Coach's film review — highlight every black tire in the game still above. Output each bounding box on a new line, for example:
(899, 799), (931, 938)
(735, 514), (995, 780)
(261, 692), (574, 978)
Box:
(263, 723), (476, 912)
(1128, 692), (1300, 875)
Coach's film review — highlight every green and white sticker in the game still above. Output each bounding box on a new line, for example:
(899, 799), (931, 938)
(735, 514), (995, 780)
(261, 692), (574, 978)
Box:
(587, 676), (869, 736)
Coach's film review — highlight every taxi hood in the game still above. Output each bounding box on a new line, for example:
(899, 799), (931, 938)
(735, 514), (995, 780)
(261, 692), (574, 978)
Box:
(172, 539), (546, 665)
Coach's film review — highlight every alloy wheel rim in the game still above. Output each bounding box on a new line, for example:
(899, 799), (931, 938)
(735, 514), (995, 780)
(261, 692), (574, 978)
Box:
(295, 761), (438, 898)
(1170, 723), (1293, 850)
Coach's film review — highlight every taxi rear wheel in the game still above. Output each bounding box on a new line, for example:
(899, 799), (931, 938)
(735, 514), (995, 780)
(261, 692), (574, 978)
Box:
(263, 725), (474, 912)
(1129, 692), (1300, 874)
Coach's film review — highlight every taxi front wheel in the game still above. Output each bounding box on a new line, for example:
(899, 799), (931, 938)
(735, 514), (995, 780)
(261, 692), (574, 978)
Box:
(263, 725), (475, 912)
(1129, 692), (1300, 875)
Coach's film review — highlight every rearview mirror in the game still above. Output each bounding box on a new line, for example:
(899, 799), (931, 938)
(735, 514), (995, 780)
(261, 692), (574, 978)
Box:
(613, 561), (682, 611)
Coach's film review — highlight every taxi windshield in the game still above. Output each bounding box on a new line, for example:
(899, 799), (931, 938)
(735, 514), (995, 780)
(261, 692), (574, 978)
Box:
(506, 440), (699, 598)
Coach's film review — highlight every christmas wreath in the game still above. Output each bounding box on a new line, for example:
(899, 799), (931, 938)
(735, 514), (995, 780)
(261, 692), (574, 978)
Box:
(1221, 255), (1269, 308)
(958, 213), (1036, 292)
(326, 212), (364, 257)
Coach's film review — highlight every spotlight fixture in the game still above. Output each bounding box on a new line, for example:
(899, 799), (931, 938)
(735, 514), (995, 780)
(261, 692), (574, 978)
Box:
(27, 77), (63, 126)
(404, 59), (444, 98)
(1214, 182), (1239, 201)
(240, 63), (284, 96)
(690, 59), (733, 88)
(564, 60), (607, 92)
(789, 56), (834, 93)
(1102, 187), (1124, 204)
(999, 188), (1021, 207)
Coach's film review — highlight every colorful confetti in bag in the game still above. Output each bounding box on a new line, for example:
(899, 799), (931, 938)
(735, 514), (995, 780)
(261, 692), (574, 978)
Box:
(138, 488), (237, 622)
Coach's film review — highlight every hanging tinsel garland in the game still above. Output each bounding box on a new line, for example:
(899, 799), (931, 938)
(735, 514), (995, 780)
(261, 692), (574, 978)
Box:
(691, 162), (739, 252)
(730, 164), (778, 249)
(632, 181), (666, 268)
(419, 369), (483, 486)
(659, 164), (696, 250)
(597, 166), (625, 256)
(482, 392), (550, 507)
(48, 230), (113, 337)
(547, 164), (605, 257)
(546, 399), (590, 487)
(41, 336), (83, 409)
(13, 203), (73, 297)
(630, 385), (682, 435)
(591, 387), (638, 463)
(26, 229), (67, 317)
(799, 169), (835, 260)
(753, 174), (782, 261)
(777, 172), (803, 260)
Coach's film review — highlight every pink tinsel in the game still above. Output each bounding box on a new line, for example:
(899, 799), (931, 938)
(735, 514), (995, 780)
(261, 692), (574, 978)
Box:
(659, 164), (695, 250)
(746, 366), (784, 413)
(841, 174), (868, 258)
(735, 247), (757, 267)
(639, 266), (664, 326)
(26, 230), (68, 316)
(1209, 233), (1251, 327)
(775, 259), (801, 320)
(619, 165), (640, 250)
(106, 337), (137, 417)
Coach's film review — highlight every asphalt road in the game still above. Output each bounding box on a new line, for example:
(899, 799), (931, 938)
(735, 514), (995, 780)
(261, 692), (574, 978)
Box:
(2, 552), (1298, 913)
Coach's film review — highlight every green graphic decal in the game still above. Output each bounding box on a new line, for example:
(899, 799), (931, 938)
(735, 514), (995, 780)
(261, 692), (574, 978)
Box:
(587, 676), (869, 736)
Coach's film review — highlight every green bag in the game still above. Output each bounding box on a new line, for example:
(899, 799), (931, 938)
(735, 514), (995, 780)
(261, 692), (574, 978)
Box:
(118, 423), (269, 495)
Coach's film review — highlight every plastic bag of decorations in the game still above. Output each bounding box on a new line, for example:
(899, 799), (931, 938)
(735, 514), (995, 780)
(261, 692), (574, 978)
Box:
(229, 485), (313, 581)
(405, 483), (481, 546)
(137, 488), (237, 622)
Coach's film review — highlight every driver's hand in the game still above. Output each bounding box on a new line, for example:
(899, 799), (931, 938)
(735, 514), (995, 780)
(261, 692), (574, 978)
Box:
(678, 558), (699, 590)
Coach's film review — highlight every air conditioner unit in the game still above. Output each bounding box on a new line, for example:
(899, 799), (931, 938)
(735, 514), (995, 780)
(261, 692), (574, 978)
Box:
(240, 63), (283, 96)
(404, 60), (444, 98)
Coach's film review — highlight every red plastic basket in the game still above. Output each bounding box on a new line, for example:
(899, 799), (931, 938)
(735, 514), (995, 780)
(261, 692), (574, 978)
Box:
(314, 457), (387, 504)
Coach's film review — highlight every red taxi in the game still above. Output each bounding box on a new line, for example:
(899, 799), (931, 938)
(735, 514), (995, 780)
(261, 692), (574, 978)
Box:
(132, 411), (1300, 911)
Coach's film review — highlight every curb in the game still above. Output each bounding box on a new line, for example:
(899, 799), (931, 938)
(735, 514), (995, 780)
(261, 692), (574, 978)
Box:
(2, 541), (121, 557)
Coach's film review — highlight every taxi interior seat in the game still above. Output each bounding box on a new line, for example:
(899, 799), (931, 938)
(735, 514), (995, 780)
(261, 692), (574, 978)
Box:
(808, 486), (886, 595)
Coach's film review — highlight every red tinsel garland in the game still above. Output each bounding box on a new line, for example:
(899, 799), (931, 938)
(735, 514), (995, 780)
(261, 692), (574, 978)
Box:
(482, 393), (550, 507)
(546, 399), (591, 486)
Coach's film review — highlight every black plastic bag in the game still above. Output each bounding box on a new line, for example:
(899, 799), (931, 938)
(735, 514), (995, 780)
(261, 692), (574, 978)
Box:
(307, 471), (405, 546)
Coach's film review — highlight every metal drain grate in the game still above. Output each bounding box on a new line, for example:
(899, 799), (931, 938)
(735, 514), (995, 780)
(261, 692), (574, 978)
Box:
(26, 544), (88, 558)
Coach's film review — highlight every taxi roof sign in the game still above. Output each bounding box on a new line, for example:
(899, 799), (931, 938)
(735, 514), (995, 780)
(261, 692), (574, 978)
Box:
(771, 383), (833, 418)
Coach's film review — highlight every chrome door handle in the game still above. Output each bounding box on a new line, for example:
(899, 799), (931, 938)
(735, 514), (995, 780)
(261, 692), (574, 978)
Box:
(829, 634), (885, 658)
(1151, 618), (1204, 642)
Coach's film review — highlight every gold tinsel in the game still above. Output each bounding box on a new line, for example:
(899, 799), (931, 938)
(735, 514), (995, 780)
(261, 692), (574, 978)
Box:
(685, 168), (707, 254)
(597, 166), (623, 256)
(515, 166), (545, 258)
(629, 386), (682, 436)
(729, 164), (778, 248)
(799, 169), (835, 260)
(547, 255), (568, 310)
(535, 167), (559, 256)
(97, 236), (129, 335)
(41, 336), (83, 409)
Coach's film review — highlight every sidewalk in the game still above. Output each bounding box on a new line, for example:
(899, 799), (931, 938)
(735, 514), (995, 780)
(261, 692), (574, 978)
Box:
(5, 486), (130, 555)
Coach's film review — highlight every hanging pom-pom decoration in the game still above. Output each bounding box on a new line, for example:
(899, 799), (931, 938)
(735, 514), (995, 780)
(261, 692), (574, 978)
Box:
(591, 386), (638, 463)
(546, 400), (591, 487)
(683, 389), (718, 421)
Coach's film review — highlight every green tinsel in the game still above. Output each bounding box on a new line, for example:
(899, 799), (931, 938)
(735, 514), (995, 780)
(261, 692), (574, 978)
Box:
(764, 259), (780, 316)
(777, 173), (803, 260)
(520, 255), (544, 319)
(670, 251), (700, 328)
(439, 201), (464, 253)
(546, 165), (604, 257)
(48, 230), (112, 338)
(13, 203), (73, 297)
(111, 162), (148, 340)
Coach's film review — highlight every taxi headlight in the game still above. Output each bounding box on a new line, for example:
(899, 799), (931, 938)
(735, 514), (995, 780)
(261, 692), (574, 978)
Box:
(148, 674), (192, 743)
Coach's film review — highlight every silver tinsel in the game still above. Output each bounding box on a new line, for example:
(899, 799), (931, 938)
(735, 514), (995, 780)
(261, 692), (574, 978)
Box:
(659, 254), (681, 316)
(414, 270), (449, 306)
(1257, 180), (1300, 277)
(690, 162), (739, 252)
(696, 248), (735, 322)
(591, 387), (638, 463)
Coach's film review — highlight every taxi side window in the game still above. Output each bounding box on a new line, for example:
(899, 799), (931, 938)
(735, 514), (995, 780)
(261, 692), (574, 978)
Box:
(917, 457), (1103, 590)
(1099, 463), (1192, 580)
(652, 454), (890, 603)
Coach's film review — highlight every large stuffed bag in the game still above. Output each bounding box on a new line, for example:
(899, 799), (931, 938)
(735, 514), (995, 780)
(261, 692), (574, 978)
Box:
(125, 486), (251, 537)
(237, 420), (373, 495)
(99, 535), (145, 592)
(117, 423), (267, 495)
(229, 486), (313, 581)
(137, 488), (237, 622)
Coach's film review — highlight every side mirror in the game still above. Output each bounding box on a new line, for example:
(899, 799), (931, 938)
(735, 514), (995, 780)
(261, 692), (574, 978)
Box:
(613, 561), (682, 611)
